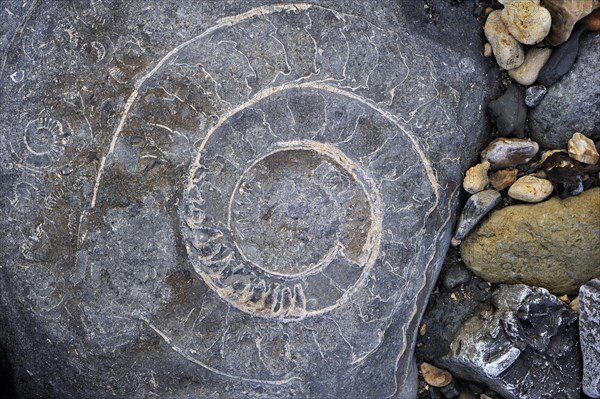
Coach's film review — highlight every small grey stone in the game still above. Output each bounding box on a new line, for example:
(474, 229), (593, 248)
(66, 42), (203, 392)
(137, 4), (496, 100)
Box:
(442, 263), (473, 291)
(488, 83), (528, 138)
(453, 190), (502, 241)
(525, 85), (547, 107)
(580, 279), (600, 398)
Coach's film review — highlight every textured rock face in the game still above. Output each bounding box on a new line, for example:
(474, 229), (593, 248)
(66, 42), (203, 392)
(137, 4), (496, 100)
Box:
(461, 188), (600, 294)
(0, 1), (496, 398)
(580, 279), (600, 398)
(530, 33), (600, 149)
(437, 284), (581, 399)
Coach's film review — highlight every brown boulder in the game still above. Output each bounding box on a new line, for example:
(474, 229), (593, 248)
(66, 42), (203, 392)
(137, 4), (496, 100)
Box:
(461, 188), (600, 294)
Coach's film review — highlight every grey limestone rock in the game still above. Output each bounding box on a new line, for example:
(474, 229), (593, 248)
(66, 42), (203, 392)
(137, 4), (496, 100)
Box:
(0, 1), (495, 398)
(530, 32), (600, 149)
(580, 279), (600, 398)
(436, 284), (582, 399)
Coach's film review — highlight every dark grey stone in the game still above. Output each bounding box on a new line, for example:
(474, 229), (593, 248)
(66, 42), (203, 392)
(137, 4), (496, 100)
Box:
(525, 85), (547, 108)
(537, 27), (584, 87)
(487, 83), (527, 138)
(580, 279), (600, 398)
(442, 262), (473, 291)
(453, 189), (501, 241)
(529, 32), (600, 149)
(0, 1), (495, 398)
(436, 284), (581, 399)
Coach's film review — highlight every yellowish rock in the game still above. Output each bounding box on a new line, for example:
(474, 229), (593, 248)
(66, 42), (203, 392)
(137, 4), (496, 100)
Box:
(420, 362), (452, 387)
(508, 47), (552, 86)
(544, 0), (600, 46)
(461, 188), (600, 294)
(489, 169), (518, 191)
(508, 175), (553, 202)
(463, 161), (490, 194)
(501, 0), (552, 44)
(568, 132), (599, 165)
(484, 10), (524, 70)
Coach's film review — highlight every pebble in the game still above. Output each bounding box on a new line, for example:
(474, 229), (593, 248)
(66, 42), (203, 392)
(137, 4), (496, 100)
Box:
(537, 25), (584, 87)
(543, 0), (600, 46)
(488, 169), (518, 191)
(481, 138), (539, 170)
(463, 162), (490, 194)
(524, 85), (547, 107)
(542, 152), (585, 198)
(580, 279), (600, 398)
(483, 43), (493, 57)
(501, 0), (552, 45)
(461, 188), (600, 294)
(442, 263), (473, 290)
(568, 132), (599, 164)
(484, 10), (524, 70)
(420, 362), (453, 387)
(454, 189), (502, 241)
(508, 48), (552, 86)
(487, 83), (527, 137)
(507, 175), (554, 202)
(570, 296), (580, 313)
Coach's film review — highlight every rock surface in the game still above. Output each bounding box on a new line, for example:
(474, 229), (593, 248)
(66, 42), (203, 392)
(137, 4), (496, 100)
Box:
(580, 279), (600, 398)
(487, 84), (527, 137)
(437, 284), (581, 399)
(501, 0), (551, 45)
(0, 1), (496, 398)
(508, 47), (552, 86)
(484, 10), (524, 70)
(461, 188), (600, 294)
(530, 33), (600, 148)
(543, 0), (600, 45)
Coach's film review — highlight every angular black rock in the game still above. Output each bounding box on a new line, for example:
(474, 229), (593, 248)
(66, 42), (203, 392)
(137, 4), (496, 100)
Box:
(580, 279), (600, 398)
(453, 189), (501, 241)
(530, 32), (600, 149)
(487, 83), (527, 138)
(436, 285), (582, 399)
(524, 85), (547, 107)
(537, 26), (585, 87)
(542, 152), (599, 198)
(0, 1), (496, 398)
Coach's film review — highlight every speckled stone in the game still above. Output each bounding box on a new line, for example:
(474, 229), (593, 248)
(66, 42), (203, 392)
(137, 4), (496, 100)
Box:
(461, 188), (600, 294)
(501, 0), (551, 45)
(484, 10), (525, 70)
(507, 175), (554, 202)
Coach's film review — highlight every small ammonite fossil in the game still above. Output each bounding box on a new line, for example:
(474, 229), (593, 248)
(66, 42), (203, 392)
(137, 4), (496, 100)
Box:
(10, 117), (68, 170)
